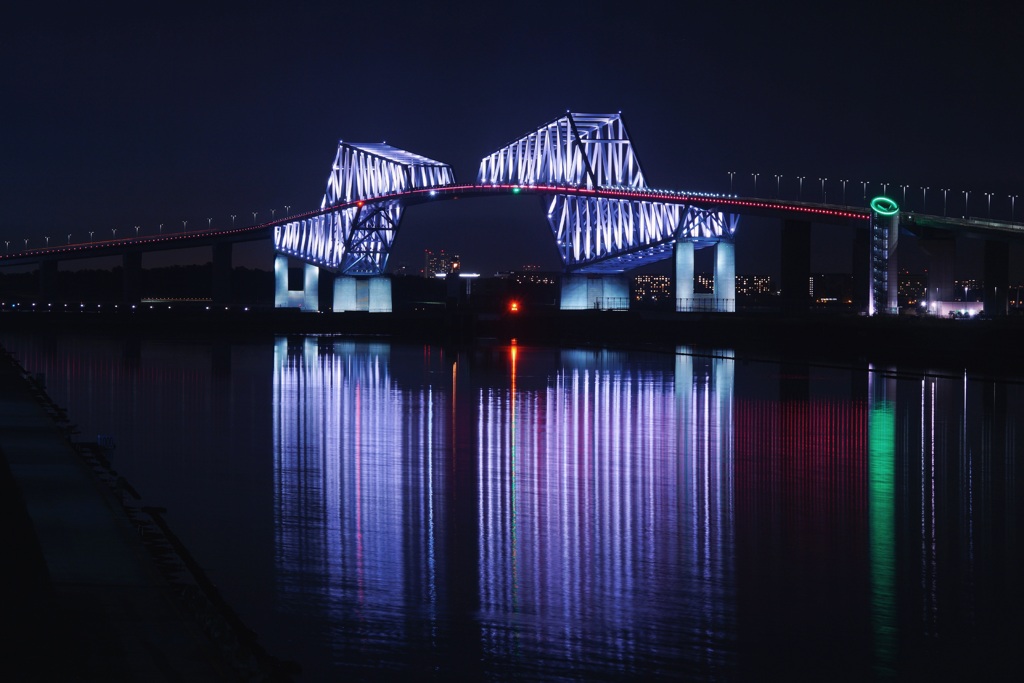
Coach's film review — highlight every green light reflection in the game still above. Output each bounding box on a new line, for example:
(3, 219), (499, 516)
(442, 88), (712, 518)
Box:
(869, 402), (896, 677)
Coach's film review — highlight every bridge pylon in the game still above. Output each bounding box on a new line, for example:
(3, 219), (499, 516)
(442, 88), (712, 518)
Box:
(273, 141), (455, 311)
(479, 112), (738, 311)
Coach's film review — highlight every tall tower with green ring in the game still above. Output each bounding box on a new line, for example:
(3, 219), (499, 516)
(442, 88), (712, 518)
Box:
(869, 196), (899, 315)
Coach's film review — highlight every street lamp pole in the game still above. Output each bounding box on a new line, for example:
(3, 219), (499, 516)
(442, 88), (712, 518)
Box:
(159, 223), (163, 235)
(182, 220), (188, 233)
(727, 171), (735, 194)
(208, 217), (212, 230)
(900, 185), (909, 206)
(134, 225), (140, 237)
(252, 211), (257, 224)
(1011, 195), (1018, 221)
(962, 191), (969, 216)
(942, 188), (950, 216)
(112, 228), (117, 239)
(798, 176), (805, 199)
(882, 182), (889, 195)
(861, 181), (868, 201)
(284, 205), (291, 214)
(751, 173), (759, 195)
(271, 208), (276, 220)
(67, 234), (71, 245)
(819, 177), (827, 202)
(774, 174), (781, 198)
(985, 192), (993, 217)
(921, 187), (928, 212)
(231, 214), (236, 227)
(841, 179), (848, 205)
(89, 231), (94, 242)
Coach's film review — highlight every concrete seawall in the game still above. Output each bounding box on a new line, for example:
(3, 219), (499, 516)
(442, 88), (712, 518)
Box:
(0, 345), (291, 681)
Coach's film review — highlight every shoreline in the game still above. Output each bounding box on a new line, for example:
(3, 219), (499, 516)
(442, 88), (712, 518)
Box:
(0, 346), (295, 681)
(4, 306), (1024, 378)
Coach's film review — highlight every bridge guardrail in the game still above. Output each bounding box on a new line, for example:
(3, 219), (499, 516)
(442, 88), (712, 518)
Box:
(561, 297), (630, 311)
(676, 298), (735, 312)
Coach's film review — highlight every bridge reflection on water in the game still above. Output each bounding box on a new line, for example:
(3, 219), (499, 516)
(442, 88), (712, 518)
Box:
(272, 340), (739, 678)
(0, 331), (1018, 680)
(269, 338), (1020, 680)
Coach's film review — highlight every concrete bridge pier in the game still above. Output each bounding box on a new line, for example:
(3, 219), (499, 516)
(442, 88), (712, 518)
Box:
(333, 276), (393, 312)
(984, 239), (1009, 316)
(212, 242), (232, 306)
(560, 274), (629, 310)
(852, 229), (869, 313)
(274, 254), (394, 312)
(781, 219), (811, 312)
(274, 254), (317, 310)
(122, 251), (142, 304)
(919, 235), (956, 304)
(39, 260), (59, 301)
(714, 240), (736, 312)
(674, 239), (734, 312)
(274, 254), (289, 308)
(302, 263), (319, 311)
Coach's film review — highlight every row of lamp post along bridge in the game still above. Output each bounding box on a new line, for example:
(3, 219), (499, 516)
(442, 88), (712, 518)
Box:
(3, 205), (291, 253)
(727, 172), (1018, 221)
(5, 177), (1023, 253)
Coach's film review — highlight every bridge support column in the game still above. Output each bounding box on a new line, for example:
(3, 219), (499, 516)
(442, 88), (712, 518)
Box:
(781, 219), (811, 312)
(984, 239), (1009, 316)
(274, 254), (290, 308)
(39, 260), (59, 302)
(714, 240), (736, 312)
(919, 235), (955, 305)
(674, 240), (694, 311)
(212, 242), (232, 306)
(333, 276), (393, 312)
(852, 229), (870, 313)
(122, 251), (142, 304)
(302, 263), (319, 312)
(559, 274), (628, 310)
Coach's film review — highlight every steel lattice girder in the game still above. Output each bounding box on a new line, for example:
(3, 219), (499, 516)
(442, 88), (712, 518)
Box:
(275, 141), (454, 274)
(548, 195), (738, 272)
(324, 142), (455, 205)
(478, 113), (646, 189)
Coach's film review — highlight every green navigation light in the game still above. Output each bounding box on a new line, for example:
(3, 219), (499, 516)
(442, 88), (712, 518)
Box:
(512, 187), (521, 194)
(870, 196), (899, 216)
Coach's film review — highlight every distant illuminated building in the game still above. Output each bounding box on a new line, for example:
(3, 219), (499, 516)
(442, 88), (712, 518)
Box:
(521, 264), (541, 272)
(734, 274), (774, 296)
(897, 271), (927, 306)
(423, 249), (461, 277)
(696, 272), (714, 293)
(632, 274), (673, 303)
(809, 273), (855, 305)
(954, 279), (981, 301)
(510, 271), (557, 286)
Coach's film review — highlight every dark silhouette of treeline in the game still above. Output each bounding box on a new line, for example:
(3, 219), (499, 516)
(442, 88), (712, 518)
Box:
(0, 265), (274, 305)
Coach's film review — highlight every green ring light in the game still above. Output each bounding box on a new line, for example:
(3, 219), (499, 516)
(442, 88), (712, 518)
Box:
(870, 196), (899, 216)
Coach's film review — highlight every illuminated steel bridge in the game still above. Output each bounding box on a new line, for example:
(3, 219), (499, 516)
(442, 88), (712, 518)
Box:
(4, 111), (1022, 314)
(273, 112), (848, 312)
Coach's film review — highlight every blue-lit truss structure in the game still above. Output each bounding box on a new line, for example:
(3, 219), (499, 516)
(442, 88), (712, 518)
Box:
(275, 143), (454, 275)
(273, 113), (735, 277)
(478, 112), (736, 272)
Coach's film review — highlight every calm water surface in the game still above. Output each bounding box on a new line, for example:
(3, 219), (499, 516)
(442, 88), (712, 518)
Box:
(2, 333), (1021, 681)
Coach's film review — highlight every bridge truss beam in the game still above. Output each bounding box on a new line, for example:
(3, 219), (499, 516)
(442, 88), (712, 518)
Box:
(275, 142), (454, 275)
(480, 112), (738, 273)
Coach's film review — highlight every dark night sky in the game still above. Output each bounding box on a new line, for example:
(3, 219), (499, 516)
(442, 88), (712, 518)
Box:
(3, 1), (1023, 278)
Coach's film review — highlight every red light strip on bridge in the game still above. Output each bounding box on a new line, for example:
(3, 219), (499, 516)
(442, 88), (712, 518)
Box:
(1, 184), (870, 261)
